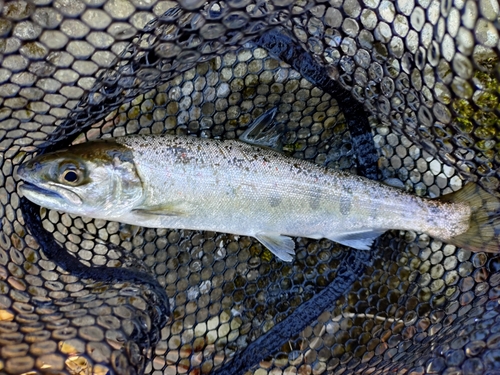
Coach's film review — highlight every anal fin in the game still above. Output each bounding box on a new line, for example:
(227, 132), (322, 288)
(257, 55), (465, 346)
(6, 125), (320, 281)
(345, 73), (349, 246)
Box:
(328, 230), (385, 250)
(255, 232), (295, 262)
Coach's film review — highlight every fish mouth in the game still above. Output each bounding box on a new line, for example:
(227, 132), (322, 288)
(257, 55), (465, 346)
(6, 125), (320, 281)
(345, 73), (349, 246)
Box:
(19, 180), (83, 207)
(19, 181), (64, 200)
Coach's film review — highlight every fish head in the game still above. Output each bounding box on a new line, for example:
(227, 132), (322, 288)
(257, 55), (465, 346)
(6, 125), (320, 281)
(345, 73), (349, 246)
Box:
(17, 140), (144, 219)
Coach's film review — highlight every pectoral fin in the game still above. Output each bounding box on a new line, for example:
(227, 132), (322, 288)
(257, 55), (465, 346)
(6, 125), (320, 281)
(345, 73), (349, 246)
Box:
(328, 230), (385, 250)
(255, 232), (295, 262)
(133, 202), (192, 217)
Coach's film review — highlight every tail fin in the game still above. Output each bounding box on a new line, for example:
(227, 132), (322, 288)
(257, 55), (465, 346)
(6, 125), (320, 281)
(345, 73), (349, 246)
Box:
(440, 183), (500, 253)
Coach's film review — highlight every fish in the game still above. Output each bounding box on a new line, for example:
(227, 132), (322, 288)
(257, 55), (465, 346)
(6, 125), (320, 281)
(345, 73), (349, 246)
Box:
(17, 134), (500, 262)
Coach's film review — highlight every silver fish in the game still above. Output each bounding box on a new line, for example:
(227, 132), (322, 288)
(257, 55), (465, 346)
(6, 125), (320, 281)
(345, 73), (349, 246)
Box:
(17, 134), (500, 261)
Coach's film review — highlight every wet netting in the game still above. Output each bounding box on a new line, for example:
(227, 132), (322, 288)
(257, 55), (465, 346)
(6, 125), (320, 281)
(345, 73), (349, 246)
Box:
(1, 0), (500, 374)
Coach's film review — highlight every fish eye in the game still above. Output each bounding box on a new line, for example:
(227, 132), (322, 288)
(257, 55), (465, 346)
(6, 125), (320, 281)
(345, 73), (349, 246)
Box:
(63, 170), (78, 183)
(58, 165), (83, 185)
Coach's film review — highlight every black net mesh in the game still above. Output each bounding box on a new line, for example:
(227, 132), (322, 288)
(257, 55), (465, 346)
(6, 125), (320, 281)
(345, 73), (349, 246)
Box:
(1, 0), (500, 374)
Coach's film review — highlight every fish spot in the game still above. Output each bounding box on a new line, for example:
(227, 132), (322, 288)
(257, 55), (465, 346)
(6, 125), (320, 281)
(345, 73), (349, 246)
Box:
(309, 186), (322, 210)
(269, 190), (282, 207)
(340, 187), (353, 216)
(429, 206), (440, 215)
